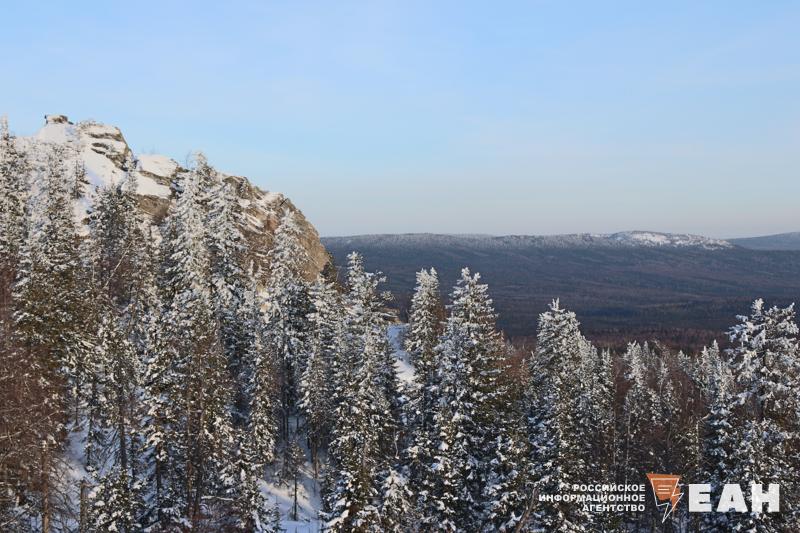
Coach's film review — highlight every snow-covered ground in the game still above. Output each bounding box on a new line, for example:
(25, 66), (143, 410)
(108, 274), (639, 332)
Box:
(388, 324), (415, 386)
(261, 419), (323, 532)
(265, 325), (414, 532)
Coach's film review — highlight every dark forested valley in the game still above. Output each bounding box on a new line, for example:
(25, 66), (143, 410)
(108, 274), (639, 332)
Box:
(323, 233), (800, 349)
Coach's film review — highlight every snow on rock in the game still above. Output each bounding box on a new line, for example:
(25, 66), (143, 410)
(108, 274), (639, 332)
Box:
(19, 114), (331, 279)
(35, 119), (75, 144)
(136, 174), (171, 198)
(605, 231), (732, 249)
(138, 154), (178, 179)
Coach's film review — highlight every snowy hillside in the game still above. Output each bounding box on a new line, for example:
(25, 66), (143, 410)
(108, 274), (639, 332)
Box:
(731, 231), (800, 251)
(19, 114), (329, 277)
(323, 230), (734, 251)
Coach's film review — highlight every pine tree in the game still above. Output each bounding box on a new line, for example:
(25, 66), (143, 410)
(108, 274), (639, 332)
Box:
(84, 164), (150, 484)
(223, 275), (276, 530)
(324, 328), (389, 532)
(284, 436), (305, 522)
(242, 279), (278, 467)
(0, 117), (34, 526)
(482, 421), (531, 531)
(89, 465), (144, 533)
(619, 342), (658, 485)
(206, 180), (250, 416)
(342, 252), (400, 454)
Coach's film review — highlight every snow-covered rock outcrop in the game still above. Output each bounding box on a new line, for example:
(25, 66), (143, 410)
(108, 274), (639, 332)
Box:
(23, 115), (330, 279)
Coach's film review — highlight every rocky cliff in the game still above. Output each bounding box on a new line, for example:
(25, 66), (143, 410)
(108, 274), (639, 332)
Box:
(27, 114), (330, 279)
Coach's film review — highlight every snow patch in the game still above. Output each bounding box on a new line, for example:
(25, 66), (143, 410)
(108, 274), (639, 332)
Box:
(136, 175), (171, 197)
(388, 324), (415, 385)
(138, 154), (178, 178)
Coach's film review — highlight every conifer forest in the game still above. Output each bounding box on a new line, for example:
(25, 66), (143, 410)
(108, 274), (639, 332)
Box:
(1, 119), (799, 532)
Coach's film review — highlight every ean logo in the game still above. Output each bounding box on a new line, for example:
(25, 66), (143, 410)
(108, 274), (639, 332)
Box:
(646, 473), (682, 522)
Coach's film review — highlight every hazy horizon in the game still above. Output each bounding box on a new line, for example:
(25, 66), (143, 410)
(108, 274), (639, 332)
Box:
(3, 1), (799, 238)
(319, 230), (799, 240)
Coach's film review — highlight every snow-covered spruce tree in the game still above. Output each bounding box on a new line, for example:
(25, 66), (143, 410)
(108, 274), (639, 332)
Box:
(87, 464), (143, 533)
(423, 269), (512, 530)
(725, 300), (800, 531)
(482, 413), (532, 532)
(205, 180), (252, 420)
(0, 117), (33, 525)
(619, 342), (658, 484)
(699, 355), (737, 532)
(284, 435), (305, 522)
(341, 252), (400, 454)
(145, 166), (238, 529)
(83, 312), (145, 530)
(227, 280), (276, 532)
(651, 354), (679, 473)
(380, 467), (417, 531)
(264, 209), (311, 440)
(243, 280), (278, 467)
(404, 268), (444, 507)
(526, 300), (594, 531)
(0, 117), (29, 335)
(694, 340), (722, 399)
(299, 276), (340, 478)
(592, 347), (616, 479)
(84, 163), (150, 467)
(8, 144), (86, 531)
(324, 254), (399, 532)
(426, 338), (474, 532)
(324, 327), (393, 532)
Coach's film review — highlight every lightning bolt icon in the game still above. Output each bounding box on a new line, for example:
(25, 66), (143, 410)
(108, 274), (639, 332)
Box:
(646, 473), (683, 523)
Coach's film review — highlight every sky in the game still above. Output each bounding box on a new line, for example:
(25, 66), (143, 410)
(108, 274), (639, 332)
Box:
(2, 1), (799, 238)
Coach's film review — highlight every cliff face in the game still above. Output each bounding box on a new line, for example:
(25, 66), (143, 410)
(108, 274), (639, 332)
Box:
(28, 115), (330, 279)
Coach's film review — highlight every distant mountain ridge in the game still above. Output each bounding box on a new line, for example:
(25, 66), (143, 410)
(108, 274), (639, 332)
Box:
(324, 231), (734, 250)
(323, 231), (800, 347)
(730, 232), (800, 251)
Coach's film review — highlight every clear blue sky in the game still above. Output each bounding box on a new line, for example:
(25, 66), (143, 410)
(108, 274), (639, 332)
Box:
(2, 1), (799, 237)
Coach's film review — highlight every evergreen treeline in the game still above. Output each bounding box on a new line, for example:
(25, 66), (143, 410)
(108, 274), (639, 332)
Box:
(1, 121), (798, 532)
